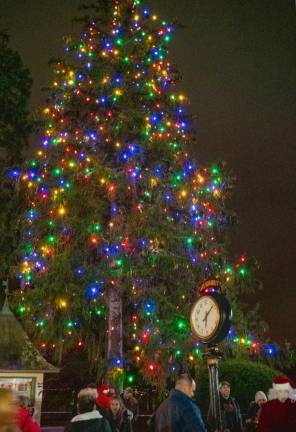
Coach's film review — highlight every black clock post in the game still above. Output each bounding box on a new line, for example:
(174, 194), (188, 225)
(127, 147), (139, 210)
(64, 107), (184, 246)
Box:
(190, 280), (232, 432)
(205, 345), (224, 431)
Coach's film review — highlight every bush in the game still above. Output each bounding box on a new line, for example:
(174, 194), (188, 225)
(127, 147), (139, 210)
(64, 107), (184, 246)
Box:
(195, 358), (279, 413)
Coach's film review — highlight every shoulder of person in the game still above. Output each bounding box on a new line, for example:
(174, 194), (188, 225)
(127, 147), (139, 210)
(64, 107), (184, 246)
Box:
(231, 397), (240, 405)
(175, 394), (201, 414)
(65, 422), (77, 432)
(124, 409), (132, 419)
(99, 417), (112, 432)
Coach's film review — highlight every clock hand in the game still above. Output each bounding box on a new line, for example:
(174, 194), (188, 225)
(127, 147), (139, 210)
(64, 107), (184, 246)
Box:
(203, 306), (213, 328)
(203, 306), (213, 321)
(202, 311), (208, 323)
(206, 306), (213, 318)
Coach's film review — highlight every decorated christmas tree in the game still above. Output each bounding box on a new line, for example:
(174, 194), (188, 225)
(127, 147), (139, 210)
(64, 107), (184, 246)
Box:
(17, 0), (258, 388)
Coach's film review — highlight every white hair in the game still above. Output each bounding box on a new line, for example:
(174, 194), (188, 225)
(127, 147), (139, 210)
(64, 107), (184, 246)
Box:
(78, 388), (98, 399)
(268, 386), (296, 401)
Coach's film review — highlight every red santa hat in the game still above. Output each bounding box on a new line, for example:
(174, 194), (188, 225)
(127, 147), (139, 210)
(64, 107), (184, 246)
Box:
(98, 384), (110, 395)
(96, 384), (112, 410)
(272, 375), (295, 392)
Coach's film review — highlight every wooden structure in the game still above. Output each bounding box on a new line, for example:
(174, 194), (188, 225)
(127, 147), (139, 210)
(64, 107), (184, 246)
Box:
(0, 297), (59, 423)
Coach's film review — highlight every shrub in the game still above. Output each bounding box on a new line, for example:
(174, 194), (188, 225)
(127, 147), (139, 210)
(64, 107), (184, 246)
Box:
(195, 358), (279, 413)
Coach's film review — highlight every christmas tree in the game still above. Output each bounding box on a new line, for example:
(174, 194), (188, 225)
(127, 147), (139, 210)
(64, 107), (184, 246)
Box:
(17, 0), (256, 388)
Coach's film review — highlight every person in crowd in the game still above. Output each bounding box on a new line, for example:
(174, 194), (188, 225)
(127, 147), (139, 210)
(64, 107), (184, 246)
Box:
(96, 385), (113, 414)
(17, 397), (29, 411)
(87, 384), (107, 418)
(150, 373), (206, 432)
(16, 395), (41, 432)
(245, 391), (267, 431)
(122, 388), (139, 424)
(0, 388), (19, 432)
(66, 389), (111, 432)
(106, 397), (132, 432)
(258, 375), (296, 432)
(208, 381), (242, 432)
(17, 397), (35, 423)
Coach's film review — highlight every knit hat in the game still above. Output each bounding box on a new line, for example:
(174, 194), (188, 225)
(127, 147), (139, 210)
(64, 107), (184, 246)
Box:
(272, 375), (295, 392)
(255, 391), (267, 403)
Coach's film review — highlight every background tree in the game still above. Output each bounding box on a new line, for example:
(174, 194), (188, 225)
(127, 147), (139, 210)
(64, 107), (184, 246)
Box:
(17, 0), (260, 389)
(0, 32), (33, 283)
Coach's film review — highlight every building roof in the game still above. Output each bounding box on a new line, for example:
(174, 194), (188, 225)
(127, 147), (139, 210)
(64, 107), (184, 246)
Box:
(0, 298), (59, 373)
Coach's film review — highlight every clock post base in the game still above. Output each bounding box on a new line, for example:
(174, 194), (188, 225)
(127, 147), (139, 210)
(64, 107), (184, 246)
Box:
(205, 345), (223, 432)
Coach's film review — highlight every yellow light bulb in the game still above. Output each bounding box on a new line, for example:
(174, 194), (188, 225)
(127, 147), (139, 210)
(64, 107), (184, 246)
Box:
(57, 299), (67, 309)
(58, 206), (66, 216)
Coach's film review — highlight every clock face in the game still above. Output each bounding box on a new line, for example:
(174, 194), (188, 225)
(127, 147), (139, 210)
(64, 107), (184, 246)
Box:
(190, 295), (221, 341)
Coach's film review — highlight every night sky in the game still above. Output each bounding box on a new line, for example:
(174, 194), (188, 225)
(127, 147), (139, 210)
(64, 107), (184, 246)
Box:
(1, 0), (296, 343)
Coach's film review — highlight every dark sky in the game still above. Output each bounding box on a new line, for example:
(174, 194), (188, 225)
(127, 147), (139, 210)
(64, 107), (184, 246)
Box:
(1, 0), (296, 343)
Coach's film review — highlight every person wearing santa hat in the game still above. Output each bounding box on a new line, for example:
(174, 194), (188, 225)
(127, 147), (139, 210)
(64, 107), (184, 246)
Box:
(96, 385), (113, 414)
(258, 375), (296, 432)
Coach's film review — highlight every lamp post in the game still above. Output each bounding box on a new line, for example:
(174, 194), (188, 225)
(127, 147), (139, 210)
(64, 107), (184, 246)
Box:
(190, 280), (232, 432)
(205, 346), (223, 431)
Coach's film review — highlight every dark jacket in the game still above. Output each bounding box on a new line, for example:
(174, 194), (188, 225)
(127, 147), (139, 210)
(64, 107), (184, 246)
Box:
(122, 396), (139, 423)
(106, 409), (132, 432)
(208, 395), (242, 432)
(151, 389), (207, 432)
(245, 402), (261, 432)
(66, 410), (112, 432)
(219, 395), (242, 432)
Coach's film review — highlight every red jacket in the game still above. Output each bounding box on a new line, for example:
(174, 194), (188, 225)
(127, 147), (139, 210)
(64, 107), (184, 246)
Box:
(258, 399), (296, 432)
(17, 407), (41, 432)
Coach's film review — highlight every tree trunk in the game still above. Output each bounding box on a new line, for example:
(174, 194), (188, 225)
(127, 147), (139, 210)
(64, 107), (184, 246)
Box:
(107, 280), (123, 392)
